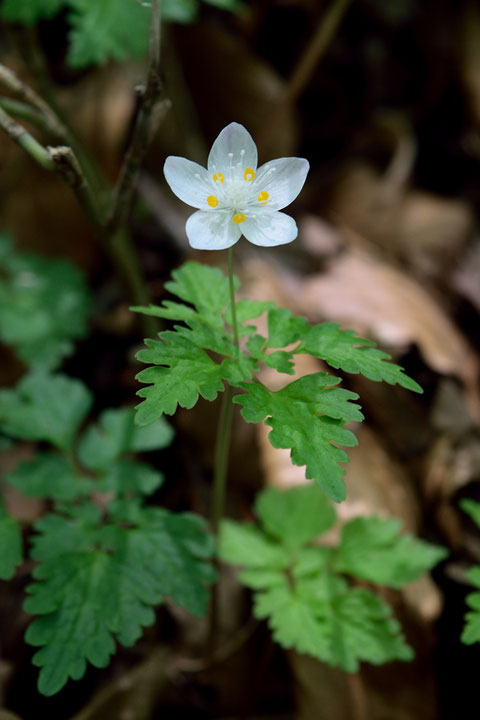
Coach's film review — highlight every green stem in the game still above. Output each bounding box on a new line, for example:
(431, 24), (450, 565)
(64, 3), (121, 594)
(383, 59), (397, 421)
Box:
(210, 247), (238, 533)
(0, 105), (53, 170)
(208, 248), (239, 653)
(211, 385), (234, 536)
(227, 246), (239, 349)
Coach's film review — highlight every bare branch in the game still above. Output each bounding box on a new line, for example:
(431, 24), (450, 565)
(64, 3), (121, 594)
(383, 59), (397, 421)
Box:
(0, 105), (54, 170)
(108, 0), (170, 231)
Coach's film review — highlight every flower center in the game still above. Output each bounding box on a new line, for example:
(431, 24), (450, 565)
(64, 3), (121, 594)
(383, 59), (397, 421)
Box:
(257, 191), (269, 205)
(232, 213), (246, 224)
(207, 195), (219, 207)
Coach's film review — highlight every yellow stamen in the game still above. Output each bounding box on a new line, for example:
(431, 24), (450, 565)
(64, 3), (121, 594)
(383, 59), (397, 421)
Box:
(207, 195), (219, 207)
(232, 213), (246, 224)
(244, 168), (255, 182)
(257, 191), (269, 205)
(213, 172), (224, 184)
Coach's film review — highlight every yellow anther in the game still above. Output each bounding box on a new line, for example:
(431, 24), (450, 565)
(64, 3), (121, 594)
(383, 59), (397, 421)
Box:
(257, 191), (269, 205)
(232, 213), (246, 224)
(244, 168), (255, 182)
(213, 172), (224, 184)
(207, 195), (219, 207)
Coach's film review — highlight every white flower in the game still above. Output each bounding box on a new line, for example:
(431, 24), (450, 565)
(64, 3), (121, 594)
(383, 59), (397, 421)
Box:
(163, 122), (309, 250)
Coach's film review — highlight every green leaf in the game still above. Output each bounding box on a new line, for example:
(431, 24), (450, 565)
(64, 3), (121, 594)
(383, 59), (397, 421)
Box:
(246, 334), (295, 375)
(219, 520), (289, 570)
(462, 567), (480, 645)
(0, 0), (64, 23)
(135, 336), (226, 424)
(255, 485), (336, 550)
(0, 373), (93, 451)
(335, 516), (447, 587)
(6, 453), (91, 502)
(234, 374), (362, 501)
(298, 323), (422, 393)
(135, 329), (252, 425)
(266, 308), (308, 348)
(0, 507), (22, 580)
(254, 574), (413, 672)
(460, 499), (480, 529)
(26, 507), (215, 695)
(0, 236), (91, 370)
(98, 459), (163, 495)
(78, 407), (173, 471)
(67, 0), (150, 68)
(164, 261), (238, 330)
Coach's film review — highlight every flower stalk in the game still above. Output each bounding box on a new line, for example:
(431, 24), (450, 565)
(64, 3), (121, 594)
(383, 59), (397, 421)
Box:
(210, 246), (238, 536)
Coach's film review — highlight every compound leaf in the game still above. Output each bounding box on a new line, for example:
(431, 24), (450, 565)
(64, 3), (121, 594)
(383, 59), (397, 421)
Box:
(7, 453), (91, 502)
(254, 574), (413, 672)
(98, 459), (163, 495)
(0, 236), (91, 370)
(78, 407), (173, 471)
(67, 0), (150, 67)
(246, 334), (295, 375)
(164, 261), (238, 330)
(234, 374), (362, 501)
(0, 373), (92, 451)
(255, 485), (336, 550)
(135, 328), (253, 425)
(335, 516), (447, 587)
(0, 507), (23, 580)
(219, 520), (289, 570)
(298, 323), (422, 393)
(266, 307), (308, 348)
(25, 507), (215, 695)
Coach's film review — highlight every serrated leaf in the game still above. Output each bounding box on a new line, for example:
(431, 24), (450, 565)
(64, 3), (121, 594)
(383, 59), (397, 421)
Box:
(67, 0), (150, 68)
(78, 407), (173, 471)
(234, 374), (362, 501)
(298, 323), (422, 393)
(460, 499), (480, 529)
(255, 485), (336, 550)
(254, 574), (413, 672)
(0, 0), (64, 23)
(0, 508), (22, 580)
(6, 453), (91, 502)
(135, 328), (253, 425)
(0, 237), (91, 370)
(335, 516), (447, 587)
(164, 261), (238, 330)
(266, 308), (308, 348)
(0, 373), (92, 451)
(135, 336), (227, 424)
(98, 459), (163, 495)
(26, 506), (215, 695)
(219, 520), (289, 570)
(246, 334), (295, 375)
(462, 567), (480, 645)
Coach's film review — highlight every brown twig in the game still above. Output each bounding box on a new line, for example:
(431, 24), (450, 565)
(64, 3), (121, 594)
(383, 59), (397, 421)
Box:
(109, 0), (170, 232)
(256, 0), (354, 151)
